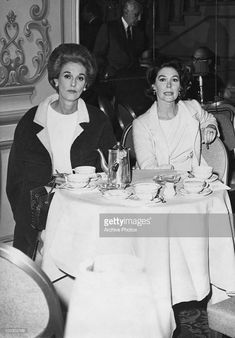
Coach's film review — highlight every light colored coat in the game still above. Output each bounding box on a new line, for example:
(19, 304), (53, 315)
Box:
(133, 99), (218, 171)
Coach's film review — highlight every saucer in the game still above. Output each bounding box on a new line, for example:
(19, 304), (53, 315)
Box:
(178, 187), (212, 197)
(58, 182), (97, 192)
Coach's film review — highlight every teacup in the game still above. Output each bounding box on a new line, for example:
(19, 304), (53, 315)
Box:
(183, 178), (206, 194)
(134, 183), (160, 201)
(67, 173), (90, 188)
(73, 166), (96, 175)
(192, 166), (213, 180)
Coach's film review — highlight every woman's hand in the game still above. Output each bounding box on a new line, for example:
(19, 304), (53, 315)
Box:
(54, 172), (68, 185)
(203, 125), (217, 145)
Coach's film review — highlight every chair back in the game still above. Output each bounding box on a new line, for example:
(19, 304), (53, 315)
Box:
(98, 95), (116, 123)
(0, 243), (64, 338)
(98, 95), (124, 140)
(201, 137), (228, 184)
(116, 102), (136, 130)
(204, 102), (235, 151)
(121, 123), (136, 168)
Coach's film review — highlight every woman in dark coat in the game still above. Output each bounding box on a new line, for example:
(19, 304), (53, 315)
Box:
(6, 43), (116, 258)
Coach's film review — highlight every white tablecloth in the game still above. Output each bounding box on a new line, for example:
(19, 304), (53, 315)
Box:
(41, 170), (235, 338)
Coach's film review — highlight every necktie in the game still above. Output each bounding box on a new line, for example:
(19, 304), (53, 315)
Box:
(127, 26), (132, 42)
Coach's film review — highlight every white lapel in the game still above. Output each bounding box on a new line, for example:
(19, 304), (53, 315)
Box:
(146, 102), (171, 165)
(33, 94), (57, 158)
(33, 95), (89, 158)
(178, 100), (201, 164)
(71, 99), (90, 143)
(144, 101), (201, 166)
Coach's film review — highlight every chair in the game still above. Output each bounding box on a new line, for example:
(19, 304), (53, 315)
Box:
(204, 101), (235, 152)
(0, 243), (64, 338)
(201, 137), (228, 184)
(121, 123), (136, 168)
(204, 101), (235, 124)
(98, 95), (123, 141)
(98, 95), (116, 123)
(207, 296), (235, 337)
(116, 101), (136, 130)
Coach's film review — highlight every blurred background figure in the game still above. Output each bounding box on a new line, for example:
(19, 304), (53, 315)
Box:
(89, 0), (152, 119)
(93, 0), (148, 79)
(80, 0), (103, 52)
(186, 46), (226, 104)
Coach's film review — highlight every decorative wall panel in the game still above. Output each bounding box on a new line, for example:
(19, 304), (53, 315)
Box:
(0, 0), (51, 88)
(0, 0), (64, 242)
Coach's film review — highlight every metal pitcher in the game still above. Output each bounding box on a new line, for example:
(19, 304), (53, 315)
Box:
(97, 142), (131, 189)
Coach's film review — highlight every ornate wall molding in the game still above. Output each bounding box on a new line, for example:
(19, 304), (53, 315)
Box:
(0, 0), (51, 88)
(0, 86), (34, 124)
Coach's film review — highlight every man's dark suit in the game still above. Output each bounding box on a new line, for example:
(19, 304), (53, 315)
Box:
(93, 19), (147, 78)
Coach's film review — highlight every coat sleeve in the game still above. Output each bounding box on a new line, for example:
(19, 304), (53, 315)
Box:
(133, 118), (159, 169)
(190, 99), (219, 134)
(6, 118), (29, 217)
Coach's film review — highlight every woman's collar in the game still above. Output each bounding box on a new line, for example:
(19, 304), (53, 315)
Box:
(34, 94), (89, 127)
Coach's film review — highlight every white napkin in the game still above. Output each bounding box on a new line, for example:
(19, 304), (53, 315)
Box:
(209, 181), (231, 191)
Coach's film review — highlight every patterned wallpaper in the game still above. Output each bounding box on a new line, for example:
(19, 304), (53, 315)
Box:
(0, 0), (52, 88)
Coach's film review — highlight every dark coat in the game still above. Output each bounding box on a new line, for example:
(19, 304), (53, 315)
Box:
(93, 19), (147, 77)
(6, 102), (116, 257)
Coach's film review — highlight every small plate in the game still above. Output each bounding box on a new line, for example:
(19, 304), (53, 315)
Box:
(206, 173), (218, 183)
(178, 187), (212, 197)
(58, 182), (96, 192)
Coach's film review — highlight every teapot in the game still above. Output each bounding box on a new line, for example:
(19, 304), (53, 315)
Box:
(97, 142), (131, 189)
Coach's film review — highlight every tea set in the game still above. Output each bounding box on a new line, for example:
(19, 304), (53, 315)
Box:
(61, 142), (217, 202)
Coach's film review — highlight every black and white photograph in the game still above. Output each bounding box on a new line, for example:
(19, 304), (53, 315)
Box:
(1, 0), (235, 337)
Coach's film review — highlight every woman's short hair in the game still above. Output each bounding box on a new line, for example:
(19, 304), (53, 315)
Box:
(146, 59), (192, 101)
(47, 43), (97, 91)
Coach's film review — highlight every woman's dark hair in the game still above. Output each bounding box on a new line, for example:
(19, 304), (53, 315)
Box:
(47, 43), (97, 91)
(146, 59), (192, 101)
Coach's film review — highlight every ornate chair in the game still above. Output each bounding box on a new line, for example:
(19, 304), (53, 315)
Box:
(204, 101), (235, 152)
(98, 95), (123, 140)
(98, 95), (116, 123)
(201, 137), (229, 184)
(0, 243), (64, 338)
(116, 101), (136, 130)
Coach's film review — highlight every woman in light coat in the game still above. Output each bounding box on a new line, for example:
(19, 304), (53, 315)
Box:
(133, 59), (218, 171)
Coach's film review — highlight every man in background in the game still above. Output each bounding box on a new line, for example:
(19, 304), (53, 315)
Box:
(91, 0), (151, 120)
(186, 46), (225, 104)
(93, 0), (148, 79)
